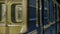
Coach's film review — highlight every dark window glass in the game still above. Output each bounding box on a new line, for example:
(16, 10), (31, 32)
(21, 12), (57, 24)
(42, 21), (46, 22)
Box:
(11, 3), (22, 23)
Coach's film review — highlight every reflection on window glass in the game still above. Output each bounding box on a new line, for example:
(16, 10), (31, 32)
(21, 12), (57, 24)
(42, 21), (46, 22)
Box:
(2, 4), (6, 22)
(15, 5), (22, 22)
(0, 3), (6, 22)
(11, 4), (22, 23)
(43, 0), (48, 25)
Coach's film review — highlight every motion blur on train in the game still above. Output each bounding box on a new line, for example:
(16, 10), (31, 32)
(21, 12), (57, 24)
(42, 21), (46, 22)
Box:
(0, 0), (60, 34)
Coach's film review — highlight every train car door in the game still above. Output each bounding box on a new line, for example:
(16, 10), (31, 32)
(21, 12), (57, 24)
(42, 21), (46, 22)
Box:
(7, 0), (28, 34)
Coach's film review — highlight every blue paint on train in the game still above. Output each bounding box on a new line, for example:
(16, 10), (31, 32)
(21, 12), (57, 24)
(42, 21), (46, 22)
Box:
(28, 0), (36, 32)
(28, 6), (36, 32)
(27, 0), (59, 34)
(49, 0), (57, 34)
(29, 0), (36, 8)
(50, 0), (53, 22)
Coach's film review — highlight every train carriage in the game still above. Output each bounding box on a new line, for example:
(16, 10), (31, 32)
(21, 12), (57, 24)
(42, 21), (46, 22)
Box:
(0, 0), (28, 34)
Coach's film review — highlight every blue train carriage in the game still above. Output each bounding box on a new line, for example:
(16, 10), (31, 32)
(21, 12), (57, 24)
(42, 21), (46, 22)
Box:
(27, 0), (37, 34)
(49, 0), (57, 34)
(37, 0), (60, 34)
(42, 0), (58, 34)
(36, 0), (50, 34)
(42, 0), (50, 34)
(36, 0), (44, 34)
(0, 0), (28, 34)
(53, 0), (60, 34)
(36, 0), (60, 34)
(44, 0), (60, 34)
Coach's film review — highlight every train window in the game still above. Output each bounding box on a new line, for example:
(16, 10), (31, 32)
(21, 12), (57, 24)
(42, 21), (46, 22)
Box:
(15, 5), (22, 22)
(49, 0), (54, 23)
(43, 0), (48, 25)
(47, 0), (50, 24)
(11, 3), (22, 23)
(43, 0), (50, 25)
(2, 4), (6, 22)
(0, 3), (6, 22)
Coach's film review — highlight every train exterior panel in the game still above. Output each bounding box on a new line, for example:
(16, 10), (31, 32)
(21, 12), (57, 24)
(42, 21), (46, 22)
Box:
(0, 0), (28, 34)
(0, 0), (60, 34)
